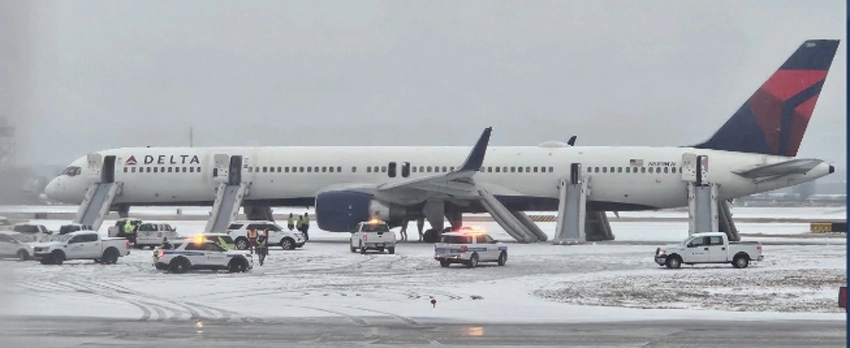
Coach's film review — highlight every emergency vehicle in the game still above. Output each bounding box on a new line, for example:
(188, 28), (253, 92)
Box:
(434, 229), (507, 268)
(152, 236), (252, 273)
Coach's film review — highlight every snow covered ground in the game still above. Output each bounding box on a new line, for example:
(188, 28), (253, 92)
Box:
(0, 205), (844, 325)
(0, 230), (845, 324)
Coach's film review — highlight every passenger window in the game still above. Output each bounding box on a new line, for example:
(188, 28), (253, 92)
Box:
(518, 167), (523, 173)
(190, 167), (195, 173)
(663, 167), (668, 173)
(548, 167), (553, 172)
(367, 167), (372, 173)
(322, 167), (327, 173)
(228, 223), (243, 230)
(337, 166), (342, 172)
(533, 167), (538, 173)
(594, 167), (599, 173)
(185, 243), (203, 251)
(153, 167), (158, 173)
(351, 166), (357, 173)
(381, 166), (387, 173)
(617, 167), (622, 173)
(602, 167), (607, 173)
(510, 167), (516, 173)
(182, 167), (187, 172)
(656, 167), (662, 173)
(625, 167), (630, 173)
(307, 167), (312, 173)
(640, 167), (646, 173)
(442, 166), (447, 172)
(427, 166), (432, 173)
(525, 166), (530, 172)
(495, 167), (501, 173)
(131, 167), (136, 173)
(299, 167), (304, 172)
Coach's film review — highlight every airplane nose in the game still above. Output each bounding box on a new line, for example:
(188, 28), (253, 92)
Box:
(44, 177), (60, 200)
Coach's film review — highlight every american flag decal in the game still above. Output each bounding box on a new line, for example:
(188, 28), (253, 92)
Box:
(629, 159), (643, 166)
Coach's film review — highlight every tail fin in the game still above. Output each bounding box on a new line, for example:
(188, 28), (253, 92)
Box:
(694, 39), (840, 157)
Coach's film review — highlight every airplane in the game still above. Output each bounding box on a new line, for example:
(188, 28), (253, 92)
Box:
(45, 39), (840, 242)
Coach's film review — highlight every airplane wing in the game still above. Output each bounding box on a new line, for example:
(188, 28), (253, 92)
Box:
(732, 158), (824, 179)
(375, 127), (492, 199)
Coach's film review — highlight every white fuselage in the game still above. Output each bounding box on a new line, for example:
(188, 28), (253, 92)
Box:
(44, 145), (832, 211)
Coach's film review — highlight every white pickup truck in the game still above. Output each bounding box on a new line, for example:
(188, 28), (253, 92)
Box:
(32, 231), (131, 265)
(654, 232), (763, 269)
(350, 220), (396, 254)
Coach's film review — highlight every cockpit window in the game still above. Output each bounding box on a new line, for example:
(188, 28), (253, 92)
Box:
(61, 166), (82, 177)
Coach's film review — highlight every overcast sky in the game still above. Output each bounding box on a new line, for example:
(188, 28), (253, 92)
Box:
(0, 0), (846, 171)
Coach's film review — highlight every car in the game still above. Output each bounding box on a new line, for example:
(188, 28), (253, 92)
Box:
(654, 232), (764, 269)
(11, 223), (53, 243)
(152, 236), (252, 273)
(0, 231), (35, 261)
(434, 230), (507, 268)
(133, 222), (180, 249)
(198, 232), (236, 249)
(226, 220), (306, 250)
(349, 219), (396, 254)
(31, 230), (131, 265)
(0, 216), (11, 230)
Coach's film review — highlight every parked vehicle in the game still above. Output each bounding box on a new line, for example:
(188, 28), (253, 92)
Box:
(654, 232), (764, 269)
(12, 223), (52, 243)
(434, 230), (507, 268)
(349, 219), (396, 254)
(152, 237), (252, 273)
(226, 220), (305, 250)
(0, 231), (34, 261)
(31, 231), (131, 265)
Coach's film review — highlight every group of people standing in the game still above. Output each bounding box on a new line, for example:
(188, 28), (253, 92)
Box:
(286, 212), (310, 240)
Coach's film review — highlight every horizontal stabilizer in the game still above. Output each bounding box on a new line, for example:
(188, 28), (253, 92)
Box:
(732, 158), (823, 179)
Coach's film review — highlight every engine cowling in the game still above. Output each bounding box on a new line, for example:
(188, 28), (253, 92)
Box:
(315, 191), (406, 232)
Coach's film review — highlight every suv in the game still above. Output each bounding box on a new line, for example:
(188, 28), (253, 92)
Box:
(434, 230), (507, 268)
(134, 222), (180, 249)
(350, 219), (396, 254)
(153, 237), (252, 273)
(226, 220), (306, 250)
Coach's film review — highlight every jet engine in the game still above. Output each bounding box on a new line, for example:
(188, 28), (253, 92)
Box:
(315, 190), (406, 232)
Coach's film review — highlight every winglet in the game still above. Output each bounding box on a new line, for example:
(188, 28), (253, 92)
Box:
(457, 127), (492, 172)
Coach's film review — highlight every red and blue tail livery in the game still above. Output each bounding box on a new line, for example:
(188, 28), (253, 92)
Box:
(695, 39), (840, 157)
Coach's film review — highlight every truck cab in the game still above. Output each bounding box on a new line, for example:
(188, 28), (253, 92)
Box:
(350, 219), (396, 254)
(654, 232), (764, 269)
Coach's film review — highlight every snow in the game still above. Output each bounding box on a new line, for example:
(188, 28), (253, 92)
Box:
(0, 231), (845, 324)
(0, 205), (844, 324)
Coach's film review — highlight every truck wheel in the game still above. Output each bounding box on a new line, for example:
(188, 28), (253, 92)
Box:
(169, 258), (190, 274)
(467, 253), (479, 268)
(102, 248), (119, 265)
(497, 251), (507, 266)
(733, 255), (750, 269)
(440, 260), (450, 267)
(665, 255), (681, 269)
(350, 245), (356, 253)
(16, 250), (29, 261)
(280, 238), (295, 250)
(49, 250), (65, 266)
(359, 242), (366, 254)
(235, 238), (249, 250)
(228, 258), (248, 273)
(388, 247), (395, 255)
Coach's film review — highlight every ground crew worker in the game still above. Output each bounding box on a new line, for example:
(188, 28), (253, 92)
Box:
(247, 228), (258, 254)
(295, 215), (305, 237)
(123, 219), (135, 243)
(302, 212), (310, 241)
(256, 234), (268, 266)
(287, 213), (295, 231)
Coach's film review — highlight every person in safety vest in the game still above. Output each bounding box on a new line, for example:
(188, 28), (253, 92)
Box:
(256, 233), (268, 266)
(302, 212), (310, 241)
(287, 213), (295, 231)
(123, 219), (136, 244)
(247, 228), (258, 254)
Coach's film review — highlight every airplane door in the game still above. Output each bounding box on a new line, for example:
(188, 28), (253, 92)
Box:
(102, 155), (116, 183)
(213, 154), (229, 182)
(570, 163), (581, 184)
(87, 154), (103, 182)
(229, 156), (243, 185)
